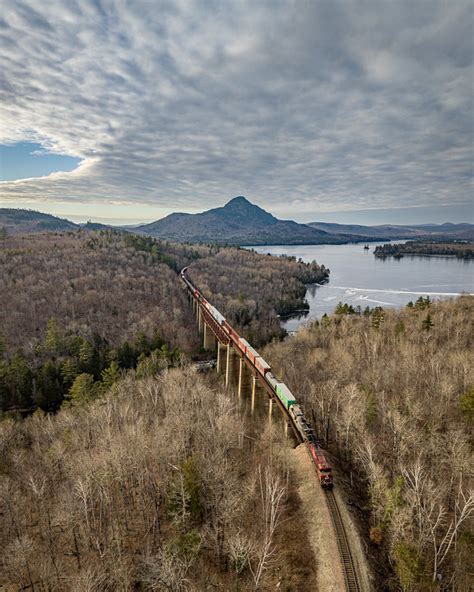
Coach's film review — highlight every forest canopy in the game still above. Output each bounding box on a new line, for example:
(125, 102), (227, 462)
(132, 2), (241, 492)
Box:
(1, 231), (327, 412)
(264, 296), (474, 590)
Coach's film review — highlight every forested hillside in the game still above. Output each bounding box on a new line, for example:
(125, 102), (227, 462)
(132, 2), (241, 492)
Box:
(264, 297), (474, 590)
(0, 230), (328, 590)
(188, 248), (328, 346)
(134, 195), (352, 245)
(0, 231), (205, 412)
(0, 367), (316, 591)
(0, 208), (78, 235)
(0, 231), (326, 413)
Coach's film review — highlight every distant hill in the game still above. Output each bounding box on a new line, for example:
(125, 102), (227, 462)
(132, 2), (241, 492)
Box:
(3, 203), (472, 243)
(80, 221), (114, 231)
(0, 208), (78, 235)
(0, 209), (122, 236)
(134, 196), (366, 245)
(308, 221), (474, 241)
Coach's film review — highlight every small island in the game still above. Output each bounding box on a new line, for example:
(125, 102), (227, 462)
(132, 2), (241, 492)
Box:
(374, 240), (474, 260)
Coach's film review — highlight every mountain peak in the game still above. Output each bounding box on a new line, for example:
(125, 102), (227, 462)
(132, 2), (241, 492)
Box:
(217, 196), (277, 225)
(224, 196), (253, 208)
(134, 196), (336, 244)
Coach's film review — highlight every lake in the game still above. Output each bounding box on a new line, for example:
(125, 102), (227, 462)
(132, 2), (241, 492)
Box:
(249, 243), (474, 331)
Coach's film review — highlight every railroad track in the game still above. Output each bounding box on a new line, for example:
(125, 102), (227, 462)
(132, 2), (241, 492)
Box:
(182, 269), (363, 590)
(325, 489), (361, 592)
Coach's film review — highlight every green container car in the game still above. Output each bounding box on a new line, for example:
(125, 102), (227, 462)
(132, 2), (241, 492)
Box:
(275, 383), (297, 410)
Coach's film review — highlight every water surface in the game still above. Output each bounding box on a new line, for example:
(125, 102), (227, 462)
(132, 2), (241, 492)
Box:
(249, 243), (473, 331)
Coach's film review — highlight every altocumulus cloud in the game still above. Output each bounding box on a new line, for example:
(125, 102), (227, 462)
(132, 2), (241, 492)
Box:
(0, 0), (472, 214)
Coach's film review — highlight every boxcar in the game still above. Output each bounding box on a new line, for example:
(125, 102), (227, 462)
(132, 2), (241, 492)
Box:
(238, 337), (251, 355)
(245, 344), (260, 365)
(255, 356), (270, 376)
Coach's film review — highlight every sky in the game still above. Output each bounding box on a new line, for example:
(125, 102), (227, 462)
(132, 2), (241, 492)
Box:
(0, 0), (473, 225)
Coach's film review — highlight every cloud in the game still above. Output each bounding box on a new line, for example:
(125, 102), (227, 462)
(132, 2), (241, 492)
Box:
(0, 0), (472, 215)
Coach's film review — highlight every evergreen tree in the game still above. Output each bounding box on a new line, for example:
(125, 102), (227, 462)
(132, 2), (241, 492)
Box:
(35, 361), (62, 410)
(66, 335), (84, 357)
(100, 361), (122, 391)
(150, 330), (164, 350)
(415, 296), (431, 310)
(4, 354), (34, 410)
(44, 319), (62, 354)
(321, 313), (331, 327)
(136, 350), (166, 378)
(65, 373), (96, 406)
(78, 340), (100, 375)
(134, 331), (150, 357)
(371, 307), (385, 328)
(118, 341), (136, 368)
(61, 358), (79, 387)
(422, 313), (434, 331)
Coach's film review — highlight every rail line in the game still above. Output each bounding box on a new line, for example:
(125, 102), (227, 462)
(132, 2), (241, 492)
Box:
(181, 267), (363, 592)
(325, 489), (361, 592)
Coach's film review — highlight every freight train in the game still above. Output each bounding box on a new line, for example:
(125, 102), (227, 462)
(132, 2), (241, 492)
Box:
(181, 267), (333, 488)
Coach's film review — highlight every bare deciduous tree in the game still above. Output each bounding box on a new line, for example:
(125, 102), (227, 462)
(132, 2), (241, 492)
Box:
(250, 465), (286, 589)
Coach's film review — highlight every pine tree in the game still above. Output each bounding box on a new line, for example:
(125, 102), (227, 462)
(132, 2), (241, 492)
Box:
(44, 319), (62, 354)
(35, 361), (62, 410)
(61, 358), (79, 387)
(134, 332), (150, 357)
(65, 373), (96, 407)
(422, 313), (434, 331)
(4, 354), (34, 410)
(118, 341), (136, 368)
(371, 307), (385, 328)
(100, 361), (122, 391)
(78, 340), (97, 374)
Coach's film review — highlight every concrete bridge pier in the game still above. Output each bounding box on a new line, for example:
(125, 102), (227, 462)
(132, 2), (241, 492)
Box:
(238, 358), (252, 399)
(216, 341), (223, 373)
(251, 375), (257, 414)
(203, 323), (216, 351)
(225, 344), (238, 388)
(268, 397), (273, 423)
(198, 307), (203, 334)
(237, 358), (243, 397)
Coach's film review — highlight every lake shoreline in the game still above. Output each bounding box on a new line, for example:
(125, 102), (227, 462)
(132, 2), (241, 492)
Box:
(248, 243), (473, 331)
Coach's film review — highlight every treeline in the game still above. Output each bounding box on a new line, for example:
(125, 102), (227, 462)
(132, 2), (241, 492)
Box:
(264, 297), (474, 591)
(0, 367), (314, 590)
(121, 232), (219, 271)
(334, 296), (434, 325)
(189, 249), (329, 346)
(0, 319), (181, 413)
(374, 241), (474, 259)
